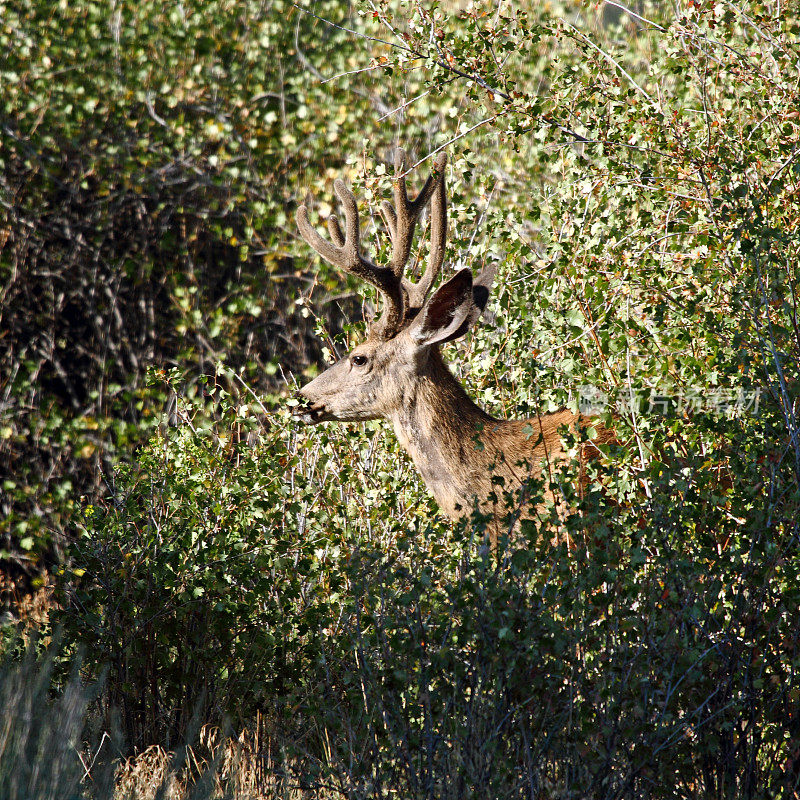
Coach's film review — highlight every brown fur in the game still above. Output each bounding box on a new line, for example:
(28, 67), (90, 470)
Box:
(388, 349), (611, 522)
(295, 337), (611, 533)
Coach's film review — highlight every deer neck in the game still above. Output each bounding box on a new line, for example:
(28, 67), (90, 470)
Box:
(390, 349), (501, 519)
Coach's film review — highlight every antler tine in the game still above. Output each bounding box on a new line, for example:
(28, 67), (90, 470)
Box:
(386, 148), (444, 280)
(296, 179), (405, 338)
(395, 151), (447, 311)
(379, 200), (397, 242)
(326, 214), (345, 247)
(404, 152), (447, 309)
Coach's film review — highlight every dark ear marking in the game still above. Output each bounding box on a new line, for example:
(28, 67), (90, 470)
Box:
(408, 265), (496, 346)
(471, 263), (498, 313)
(408, 268), (473, 346)
(422, 269), (473, 328)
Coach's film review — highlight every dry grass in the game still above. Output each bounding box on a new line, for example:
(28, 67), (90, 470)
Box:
(112, 721), (319, 800)
(114, 744), (184, 800)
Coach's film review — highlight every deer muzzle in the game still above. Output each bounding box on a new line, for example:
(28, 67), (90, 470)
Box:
(290, 391), (331, 424)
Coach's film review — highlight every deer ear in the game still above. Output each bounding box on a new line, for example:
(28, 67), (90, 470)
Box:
(409, 267), (492, 346)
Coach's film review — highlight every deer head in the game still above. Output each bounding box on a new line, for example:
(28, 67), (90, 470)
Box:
(293, 149), (495, 426)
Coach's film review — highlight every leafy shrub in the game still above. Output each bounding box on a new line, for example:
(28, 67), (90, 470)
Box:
(55, 381), (800, 797)
(5, 1), (800, 798)
(0, 0), (397, 587)
(292, 3), (800, 796)
(56, 372), (336, 750)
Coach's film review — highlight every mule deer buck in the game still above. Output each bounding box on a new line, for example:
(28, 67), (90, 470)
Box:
(293, 148), (611, 532)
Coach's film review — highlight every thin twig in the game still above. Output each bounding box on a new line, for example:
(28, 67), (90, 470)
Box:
(402, 116), (501, 177)
(290, 2), (412, 53)
(321, 60), (418, 84)
(377, 89), (431, 122)
(564, 20), (655, 104)
(602, 0), (665, 31)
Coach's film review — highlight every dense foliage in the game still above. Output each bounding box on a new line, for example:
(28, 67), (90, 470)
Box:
(0, 0), (390, 583)
(2, 1), (799, 798)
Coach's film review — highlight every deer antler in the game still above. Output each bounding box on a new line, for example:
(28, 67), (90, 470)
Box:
(296, 149), (448, 339)
(296, 179), (405, 338)
(381, 148), (447, 313)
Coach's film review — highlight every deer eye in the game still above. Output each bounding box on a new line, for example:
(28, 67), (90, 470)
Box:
(351, 354), (368, 367)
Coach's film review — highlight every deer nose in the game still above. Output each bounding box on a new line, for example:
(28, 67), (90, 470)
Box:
(290, 391), (322, 422)
(290, 390), (308, 412)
